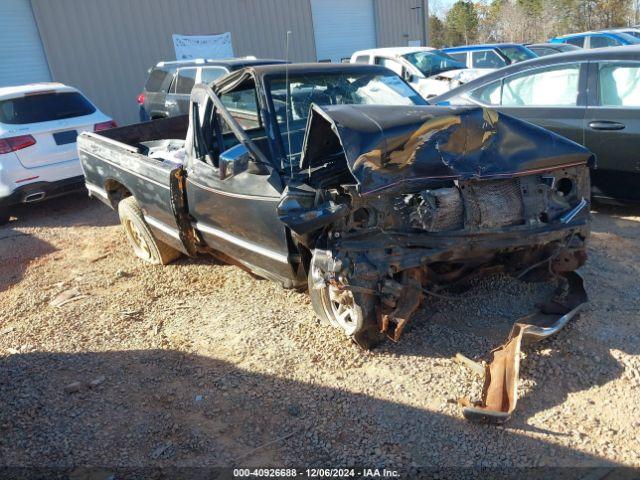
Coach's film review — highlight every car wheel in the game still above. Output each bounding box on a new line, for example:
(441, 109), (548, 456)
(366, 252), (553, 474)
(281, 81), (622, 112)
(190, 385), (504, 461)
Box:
(308, 267), (384, 349)
(118, 196), (181, 265)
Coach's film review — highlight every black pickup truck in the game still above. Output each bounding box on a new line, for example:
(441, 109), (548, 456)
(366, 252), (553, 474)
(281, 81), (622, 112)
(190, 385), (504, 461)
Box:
(79, 63), (592, 350)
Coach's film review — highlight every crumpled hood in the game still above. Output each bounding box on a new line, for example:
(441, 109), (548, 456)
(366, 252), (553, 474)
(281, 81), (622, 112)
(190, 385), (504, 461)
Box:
(429, 68), (489, 83)
(300, 104), (593, 195)
(440, 68), (493, 83)
(429, 68), (468, 81)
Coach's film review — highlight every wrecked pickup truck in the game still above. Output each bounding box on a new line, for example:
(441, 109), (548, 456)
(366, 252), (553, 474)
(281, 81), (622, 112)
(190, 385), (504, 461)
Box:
(79, 63), (592, 421)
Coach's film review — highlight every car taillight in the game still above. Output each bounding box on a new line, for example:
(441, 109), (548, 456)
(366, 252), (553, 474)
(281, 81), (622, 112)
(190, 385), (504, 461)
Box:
(137, 93), (145, 105)
(0, 135), (36, 154)
(94, 120), (118, 132)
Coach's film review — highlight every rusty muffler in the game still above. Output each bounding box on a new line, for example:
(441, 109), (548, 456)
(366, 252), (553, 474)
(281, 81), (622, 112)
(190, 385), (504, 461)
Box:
(462, 271), (587, 424)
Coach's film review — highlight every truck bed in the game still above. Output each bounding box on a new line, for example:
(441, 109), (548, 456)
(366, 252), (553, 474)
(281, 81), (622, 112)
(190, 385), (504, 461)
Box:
(78, 115), (191, 254)
(98, 115), (189, 152)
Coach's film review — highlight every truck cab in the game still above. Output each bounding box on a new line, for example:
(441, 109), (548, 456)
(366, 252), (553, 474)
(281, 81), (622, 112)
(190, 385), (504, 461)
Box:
(81, 64), (427, 287)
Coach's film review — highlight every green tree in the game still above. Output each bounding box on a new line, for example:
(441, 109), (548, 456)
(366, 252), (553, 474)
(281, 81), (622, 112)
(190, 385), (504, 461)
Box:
(429, 15), (447, 48)
(441, 0), (633, 44)
(596, 0), (631, 27)
(546, 0), (581, 34)
(445, 1), (480, 45)
(516, 0), (543, 16)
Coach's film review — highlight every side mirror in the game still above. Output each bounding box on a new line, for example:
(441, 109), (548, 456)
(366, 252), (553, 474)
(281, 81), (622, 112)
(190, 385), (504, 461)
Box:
(219, 143), (250, 180)
(403, 70), (418, 84)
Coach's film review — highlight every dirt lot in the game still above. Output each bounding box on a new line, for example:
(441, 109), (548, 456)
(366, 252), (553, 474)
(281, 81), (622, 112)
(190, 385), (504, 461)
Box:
(1, 194), (639, 474)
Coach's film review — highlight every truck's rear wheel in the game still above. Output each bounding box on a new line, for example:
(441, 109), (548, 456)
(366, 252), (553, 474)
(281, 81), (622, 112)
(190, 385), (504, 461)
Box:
(308, 267), (384, 349)
(118, 197), (181, 265)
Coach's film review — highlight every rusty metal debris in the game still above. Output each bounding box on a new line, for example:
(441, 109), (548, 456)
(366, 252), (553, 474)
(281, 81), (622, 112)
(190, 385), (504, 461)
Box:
(381, 269), (423, 342)
(461, 271), (588, 424)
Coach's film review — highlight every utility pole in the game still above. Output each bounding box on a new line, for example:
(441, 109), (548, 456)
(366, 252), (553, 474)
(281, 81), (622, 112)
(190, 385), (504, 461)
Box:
(421, 0), (429, 46)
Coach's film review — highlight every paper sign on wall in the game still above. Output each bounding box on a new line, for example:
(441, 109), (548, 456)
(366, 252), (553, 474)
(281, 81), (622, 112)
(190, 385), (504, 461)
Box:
(172, 33), (234, 60)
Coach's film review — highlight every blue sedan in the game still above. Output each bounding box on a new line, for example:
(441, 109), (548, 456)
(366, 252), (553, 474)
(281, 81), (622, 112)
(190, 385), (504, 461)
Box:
(549, 31), (640, 49)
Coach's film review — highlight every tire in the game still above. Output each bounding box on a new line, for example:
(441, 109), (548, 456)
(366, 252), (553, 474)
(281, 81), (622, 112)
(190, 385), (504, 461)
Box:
(118, 196), (181, 265)
(308, 267), (384, 350)
(308, 268), (333, 327)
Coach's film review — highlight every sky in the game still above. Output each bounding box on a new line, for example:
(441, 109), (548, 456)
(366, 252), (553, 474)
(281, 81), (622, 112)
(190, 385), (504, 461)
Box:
(430, 0), (461, 17)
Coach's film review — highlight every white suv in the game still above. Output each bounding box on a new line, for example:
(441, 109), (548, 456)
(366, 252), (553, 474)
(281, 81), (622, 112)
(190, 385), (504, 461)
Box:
(0, 83), (114, 223)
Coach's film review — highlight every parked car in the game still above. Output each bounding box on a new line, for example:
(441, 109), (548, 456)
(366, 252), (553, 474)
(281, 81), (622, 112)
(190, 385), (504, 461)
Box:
(441, 43), (538, 69)
(79, 63), (591, 354)
(599, 28), (640, 40)
(138, 57), (286, 120)
(526, 42), (581, 57)
(549, 31), (640, 49)
(349, 47), (490, 98)
(432, 46), (640, 203)
(0, 83), (115, 223)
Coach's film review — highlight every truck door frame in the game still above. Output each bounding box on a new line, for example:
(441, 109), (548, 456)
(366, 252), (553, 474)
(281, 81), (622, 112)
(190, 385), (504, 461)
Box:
(183, 82), (303, 287)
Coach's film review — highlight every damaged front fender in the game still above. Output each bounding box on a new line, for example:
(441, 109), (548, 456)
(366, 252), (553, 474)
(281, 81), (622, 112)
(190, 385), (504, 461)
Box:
(277, 184), (350, 237)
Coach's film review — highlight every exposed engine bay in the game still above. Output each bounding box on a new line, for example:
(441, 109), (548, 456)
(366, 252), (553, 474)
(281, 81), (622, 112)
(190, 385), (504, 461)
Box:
(278, 104), (592, 423)
(283, 164), (589, 342)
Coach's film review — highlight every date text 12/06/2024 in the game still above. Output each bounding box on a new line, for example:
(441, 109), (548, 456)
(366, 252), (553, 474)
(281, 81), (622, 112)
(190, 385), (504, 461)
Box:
(232, 468), (400, 478)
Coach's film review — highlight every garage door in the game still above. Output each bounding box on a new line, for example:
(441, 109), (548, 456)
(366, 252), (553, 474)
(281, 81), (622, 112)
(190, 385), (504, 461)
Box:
(0, 0), (51, 87)
(311, 0), (377, 63)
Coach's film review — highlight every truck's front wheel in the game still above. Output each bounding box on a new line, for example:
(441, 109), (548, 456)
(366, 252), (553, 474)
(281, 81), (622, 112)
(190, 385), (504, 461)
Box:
(118, 197), (181, 265)
(308, 267), (384, 349)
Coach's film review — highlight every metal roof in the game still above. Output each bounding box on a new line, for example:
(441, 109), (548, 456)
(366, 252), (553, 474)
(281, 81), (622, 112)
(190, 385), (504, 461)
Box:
(249, 62), (392, 77)
(155, 57), (287, 70)
(351, 46), (436, 57)
(442, 43), (530, 52)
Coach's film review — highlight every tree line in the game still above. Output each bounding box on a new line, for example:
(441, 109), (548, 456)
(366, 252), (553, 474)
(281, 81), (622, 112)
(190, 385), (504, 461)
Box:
(429, 0), (638, 47)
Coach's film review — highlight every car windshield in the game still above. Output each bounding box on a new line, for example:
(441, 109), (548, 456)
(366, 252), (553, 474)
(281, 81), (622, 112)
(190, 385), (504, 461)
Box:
(402, 51), (467, 77)
(499, 46), (537, 63)
(268, 72), (425, 160)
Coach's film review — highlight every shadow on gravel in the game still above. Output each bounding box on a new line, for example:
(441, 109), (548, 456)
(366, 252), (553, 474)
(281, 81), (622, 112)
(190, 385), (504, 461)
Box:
(0, 193), (118, 292)
(0, 229), (56, 293)
(591, 203), (640, 237)
(591, 200), (640, 216)
(2, 193), (118, 229)
(0, 349), (623, 476)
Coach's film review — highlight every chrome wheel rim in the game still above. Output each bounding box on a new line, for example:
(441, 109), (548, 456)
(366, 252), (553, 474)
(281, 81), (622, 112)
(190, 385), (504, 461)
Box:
(328, 285), (361, 335)
(124, 218), (151, 260)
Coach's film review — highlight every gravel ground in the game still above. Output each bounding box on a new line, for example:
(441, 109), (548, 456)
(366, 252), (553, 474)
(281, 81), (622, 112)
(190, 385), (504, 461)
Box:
(0, 194), (639, 474)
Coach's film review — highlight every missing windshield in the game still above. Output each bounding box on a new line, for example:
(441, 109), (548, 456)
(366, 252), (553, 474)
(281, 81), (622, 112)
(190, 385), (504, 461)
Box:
(267, 72), (425, 165)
